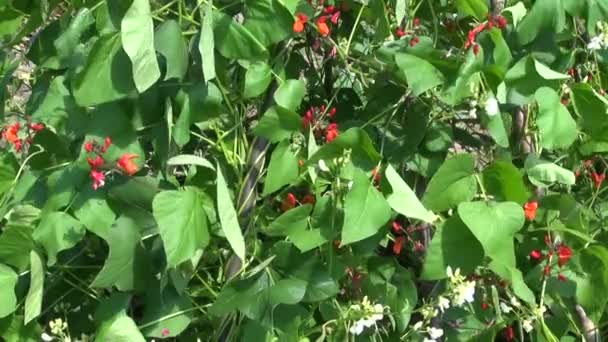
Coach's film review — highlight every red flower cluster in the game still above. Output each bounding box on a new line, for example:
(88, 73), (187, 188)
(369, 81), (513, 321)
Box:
(2, 120), (45, 152)
(302, 105), (339, 143)
(464, 15), (508, 54)
(523, 201), (538, 221)
(575, 159), (605, 188)
(530, 234), (573, 281)
(281, 192), (315, 212)
(504, 325), (515, 341)
(84, 137), (112, 190)
(293, 4), (341, 37)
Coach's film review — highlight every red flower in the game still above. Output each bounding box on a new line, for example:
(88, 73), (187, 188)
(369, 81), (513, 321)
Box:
(328, 107), (337, 118)
(395, 28), (405, 37)
(87, 155), (105, 170)
(591, 172), (605, 189)
(558, 245), (572, 267)
(3, 123), (20, 143)
(161, 328), (170, 337)
(409, 36), (420, 47)
(324, 5), (336, 14)
(529, 249), (543, 260)
(544, 265), (551, 276)
(29, 123), (45, 132)
(392, 236), (406, 255)
(496, 16), (508, 28)
(413, 17), (420, 27)
(117, 153), (139, 176)
(330, 11), (341, 24)
(473, 44), (481, 55)
(104, 136), (112, 147)
(303, 109), (315, 129)
(558, 273), (567, 282)
(90, 170), (105, 190)
(293, 13), (308, 33)
(281, 193), (297, 212)
(317, 20), (330, 37)
(392, 221), (402, 234)
(524, 201), (538, 221)
(13, 139), (22, 152)
(325, 123), (339, 142)
(84, 141), (94, 152)
(301, 194), (316, 205)
(504, 326), (515, 341)
(481, 302), (489, 310)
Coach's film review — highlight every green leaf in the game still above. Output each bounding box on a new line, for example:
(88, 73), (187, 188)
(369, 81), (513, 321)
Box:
(458, 201), (525, 267)
(209, 272), (271, 318)
(252, 105), (301, 143)
(265, 205), (312, 236)
(121, 0), (161, 92)
(24, 251), (44, 324)
(167, 155), (215, 170)
(0, 152), (17, 197)
(199, 1), (215, 82)
(483, 161), (530, 204)
(524, 155), (575, 187)
(174, 82), (224, 146)
(535, 87), (578, 149)
(341, 168), (391, 245)
(213, 11), (268, 61)
(155, 20), (188, 81)
(421, 215), (484, 280)
(244, 0), (293, 46)
(570, 83), (608, 141)
(263, 140), (299, 195)
(489, 261), (535, 304)
(503, 2), (527, 28)
(140, 286), (193, 338)
(153, 187), (210, 267)
(72, 33), (136, 106)
(73, 188), (116, 240)
(455, 0), (488, 19)
(274, 79), (305, 111)
(33, 212), (85, 266)
(0, 314), (42, 342)
(395, 53), (444, 96)
(91, 216), (149, 291)
(485, 112), (510, 148)
(216, 163), (246, 262)
(422, 154), (477, 212)
(516, 0), (566, 45)
(503, 57), (565, 105)
(489, 28), (512, 70)
(385, 165), (436, 223)
(0, 264), (17, 318)
(54, 8), (95, 65)
(306, 128), (381, 169)
(269, 278), (307, 305)
(243, 61), (272, 98)
(95, 310), (145, 342)
(0, 225), (34, 271)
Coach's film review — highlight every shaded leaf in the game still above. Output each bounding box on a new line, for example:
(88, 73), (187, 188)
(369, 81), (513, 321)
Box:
(33, 212), (85, 266)
(216, 162), (245, 261)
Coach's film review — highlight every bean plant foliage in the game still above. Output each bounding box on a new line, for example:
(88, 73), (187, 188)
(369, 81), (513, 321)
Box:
(1, 0), (608, 340)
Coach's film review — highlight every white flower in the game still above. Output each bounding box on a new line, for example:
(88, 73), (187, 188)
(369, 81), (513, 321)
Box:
(452, 280), (476, 306)
(510, 297), (521, 307)
(437, 296), (450, 312)
(349, 321), (365, 335)
(370, 304), (384, 321)
(468, 108), (477, 119)
(446, 266), (455, 279)
(485, 97), (500, 117)
(41, 333), (54, 342)
(428, 327), (444, 339)
(500, 302), (512, 314)
(318, 159), (329, 172)
(522, 319), (534, 333)
(588, 36), (603, 50)
(360, 318), (376, 328)
(423, 339), (436, 342)
(413, 321), (424, 330)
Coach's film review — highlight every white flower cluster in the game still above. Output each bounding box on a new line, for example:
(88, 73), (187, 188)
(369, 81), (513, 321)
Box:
(348, 296), (385, 335)
(484, 97), (500, 117)
(446, 266), (476, 307)
(588, 22), (608, 50)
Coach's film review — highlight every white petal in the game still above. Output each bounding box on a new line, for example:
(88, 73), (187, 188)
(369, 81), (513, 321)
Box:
(318, 159), (329, 172)
(485, 97), (500, 117)
(41, 333), (54, 342)
(428, 327), (444, 339)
